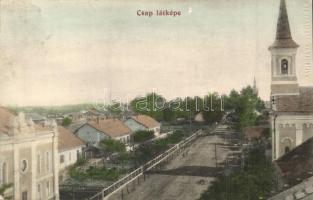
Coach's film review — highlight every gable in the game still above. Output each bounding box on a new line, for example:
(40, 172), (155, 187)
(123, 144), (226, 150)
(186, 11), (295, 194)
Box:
(124, 118), (147, 132)
(75, 124), (110, 144)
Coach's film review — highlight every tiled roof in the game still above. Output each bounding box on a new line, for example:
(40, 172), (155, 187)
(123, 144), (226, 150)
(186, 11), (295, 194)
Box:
(269, 0), (299, 49)
(0, 107), (51, 135)
(88, 119), (131, 138)
(0, 107), (15, 135)
(244, 126), (267, 140)
(58, 126), (85, 151)
(26, 113), (46, 121)
(275, 137), (313, 186)
(131, 115), (160, 128)
(276, 87), (313, 112)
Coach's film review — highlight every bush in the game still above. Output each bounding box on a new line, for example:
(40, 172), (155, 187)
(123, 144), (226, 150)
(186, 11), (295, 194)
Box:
(69, 166), (120, 181)
(133, 130), (155, 143)
(62, 117), (72, 126)
(199, 147), (275, 200)
(100, 139), (126, 154)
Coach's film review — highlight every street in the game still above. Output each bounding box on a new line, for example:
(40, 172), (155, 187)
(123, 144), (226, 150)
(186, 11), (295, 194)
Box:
(110, 125), (233, 200)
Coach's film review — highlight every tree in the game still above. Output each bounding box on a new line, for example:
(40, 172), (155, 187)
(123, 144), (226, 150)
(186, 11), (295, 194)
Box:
(133, 130), (155, 143)
(99, 139), (126, 154)
(202, 93), (224, 124)
(62, 117), (72, 126)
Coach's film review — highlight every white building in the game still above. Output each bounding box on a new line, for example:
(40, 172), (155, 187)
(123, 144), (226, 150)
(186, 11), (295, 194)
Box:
(0, 107), (59, 200)
(269, 0), (313, 160)
(58, 126), (85, 181)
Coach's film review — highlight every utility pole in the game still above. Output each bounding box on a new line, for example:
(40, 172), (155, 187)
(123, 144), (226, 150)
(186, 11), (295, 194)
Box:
(215, 143), (218, 168)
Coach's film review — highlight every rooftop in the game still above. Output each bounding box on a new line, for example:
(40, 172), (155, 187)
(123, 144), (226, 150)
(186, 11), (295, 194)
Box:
(87, 118), (131, 138)
(58, 126), (85, 151)
(275, 137), (313, 186)
(275, 87), (313, 113)
(131, 115), (160, 129)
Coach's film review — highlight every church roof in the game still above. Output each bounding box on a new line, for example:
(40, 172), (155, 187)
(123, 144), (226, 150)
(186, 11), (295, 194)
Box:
(274, 137), (313, 186)
(269, 0), (299, 49)
(275, 87), (313, 113)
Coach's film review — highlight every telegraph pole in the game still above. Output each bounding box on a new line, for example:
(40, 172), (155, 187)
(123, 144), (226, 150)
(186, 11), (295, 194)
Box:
(214, 143), (218, 168)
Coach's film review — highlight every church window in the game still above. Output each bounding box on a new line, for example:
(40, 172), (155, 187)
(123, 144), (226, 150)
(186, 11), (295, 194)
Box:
(285, 146), (290, 154)
(281, 59), (289, 75)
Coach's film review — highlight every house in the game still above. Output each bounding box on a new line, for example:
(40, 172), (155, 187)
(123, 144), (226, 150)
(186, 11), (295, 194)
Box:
(25, 113), (46, 126)
(269, 0), (313, 160)
(75, 118), (132, 146)
(64, 112), (85, 123)
(0, 107), (59, 200)
(269, 137), (313, 200)
(244, 126), (269, 142)
(58, 126), (85, 181)
(124, 115), (161, 137)
(85, 108), (107, 121)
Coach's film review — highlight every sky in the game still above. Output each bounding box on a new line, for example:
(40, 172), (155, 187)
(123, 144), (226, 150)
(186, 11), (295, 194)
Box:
(0, 0), (312, 106)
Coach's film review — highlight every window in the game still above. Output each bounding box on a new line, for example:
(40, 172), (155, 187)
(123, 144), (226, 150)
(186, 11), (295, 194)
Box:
(21, 160), (28, 173)
(0, 162), (8, 185)
(281, 59), (288, 75)
(46, 181), (50, 197)
(60, 155), (65, 164)
(37, 154), (41, 174)
(3, 162), (7, 184)
(22, 191), (28, 200)
(285, 146), (290, 154)
(77, 150), (80, 159)
(37, 184), (41, 200)
(46, 152), (50, 172)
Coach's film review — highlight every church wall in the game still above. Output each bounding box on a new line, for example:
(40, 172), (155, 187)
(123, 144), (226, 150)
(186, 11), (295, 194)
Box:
(273, 115), (313, 159)
(303, 123), (313, 141)
(278, 125), (296, 156)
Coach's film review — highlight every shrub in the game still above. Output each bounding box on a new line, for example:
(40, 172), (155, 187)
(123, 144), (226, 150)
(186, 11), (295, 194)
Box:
(133, 130), (154, 143)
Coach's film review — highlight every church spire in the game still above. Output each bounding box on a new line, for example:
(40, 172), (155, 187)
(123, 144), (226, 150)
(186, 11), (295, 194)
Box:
(269, 0), (299, 49)
(253, 76), (258, 95)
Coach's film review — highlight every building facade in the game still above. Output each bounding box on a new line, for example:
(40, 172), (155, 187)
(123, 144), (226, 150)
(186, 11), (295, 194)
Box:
(58, 126), (85, 182)
(0, 107), (59, 200)
(270, 0), (313, 160)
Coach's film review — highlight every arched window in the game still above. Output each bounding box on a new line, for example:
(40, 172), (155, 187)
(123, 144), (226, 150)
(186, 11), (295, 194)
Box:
(285, 146), (290, 154)
(281, 59), (289, 75)
(282, 138), (292, 155)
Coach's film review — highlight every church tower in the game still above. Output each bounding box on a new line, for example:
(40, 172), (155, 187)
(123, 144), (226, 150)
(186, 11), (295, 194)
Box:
(269, 0), (299, 96)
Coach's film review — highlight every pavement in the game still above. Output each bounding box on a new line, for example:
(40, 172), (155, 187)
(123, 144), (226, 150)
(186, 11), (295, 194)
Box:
(109, 125), (234, 200)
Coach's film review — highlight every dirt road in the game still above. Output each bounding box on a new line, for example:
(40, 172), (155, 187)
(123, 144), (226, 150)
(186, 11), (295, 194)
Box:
(110, 125), (232, 200)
